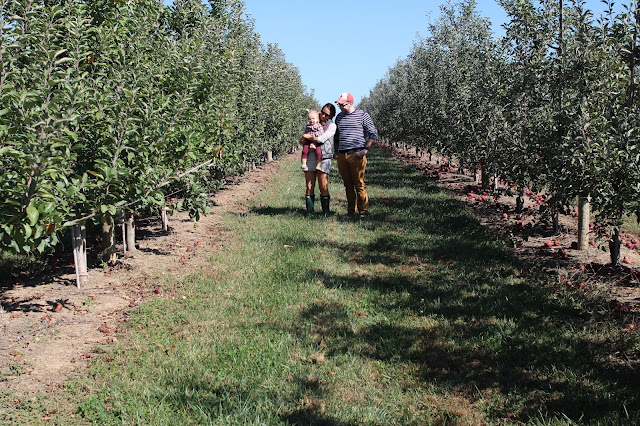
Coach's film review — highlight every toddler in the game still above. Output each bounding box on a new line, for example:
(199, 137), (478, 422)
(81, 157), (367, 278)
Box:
(300, 110), (324, 171)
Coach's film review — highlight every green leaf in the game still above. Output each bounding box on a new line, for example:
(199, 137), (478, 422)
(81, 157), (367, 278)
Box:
(26, 205), (39, 226)
(54, 57), (75, 66)
(64, 129), (78, 141)
(37, 239), (47, 253)
(23, 223), (32, 239)
(52, 49), (67, 60)
(33, 225), (44, 240)
(43, 202), (56, 213)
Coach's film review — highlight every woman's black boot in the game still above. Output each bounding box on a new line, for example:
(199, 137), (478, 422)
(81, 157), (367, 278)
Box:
(305, 194), (315, 217)
(320, 195), (330, 217)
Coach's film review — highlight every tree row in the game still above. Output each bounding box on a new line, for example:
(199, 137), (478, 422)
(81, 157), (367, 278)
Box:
(1, 0), (316, 281)
(361, 0), (639, 265)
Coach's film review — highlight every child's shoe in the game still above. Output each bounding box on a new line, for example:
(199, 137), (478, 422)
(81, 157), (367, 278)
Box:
(301, 159), (307, 170)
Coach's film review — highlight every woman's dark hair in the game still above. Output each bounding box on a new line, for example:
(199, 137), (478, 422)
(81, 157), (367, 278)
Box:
(322, 103), (336, 119)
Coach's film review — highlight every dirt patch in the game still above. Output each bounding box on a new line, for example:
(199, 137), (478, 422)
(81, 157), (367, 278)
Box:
(0, 154), (290, 396)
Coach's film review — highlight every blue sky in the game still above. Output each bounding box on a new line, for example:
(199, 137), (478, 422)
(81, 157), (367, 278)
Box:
(165, 0), (617, 107)
(240, 0), (509, 106)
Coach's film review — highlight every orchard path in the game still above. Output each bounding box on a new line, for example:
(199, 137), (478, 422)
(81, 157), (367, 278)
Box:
(2, 145), (640, 398)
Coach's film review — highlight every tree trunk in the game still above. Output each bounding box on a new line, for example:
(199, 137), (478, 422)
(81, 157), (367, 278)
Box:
(71, 225), (88, 288)
(480, 164), (490, 189)
(493, 172), (498, 192)
(552, 211), (560, 235)
(515, 188), (525, 214)
(99, 213), (117, 265)
(609, 228), (621, 266)
(125, 212), (136, 252)
(577, 196), (590, 250)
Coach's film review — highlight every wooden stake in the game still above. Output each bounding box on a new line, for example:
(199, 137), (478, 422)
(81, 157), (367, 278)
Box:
(577, 196), (590, 250)
(71, 225), (88, 288)
(162, 205), (168, 232)
(125, 213), (136, 252)
(122, 219), (127, 253)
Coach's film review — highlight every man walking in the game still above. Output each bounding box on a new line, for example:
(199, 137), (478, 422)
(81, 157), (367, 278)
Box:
(334, 92), (378, 218)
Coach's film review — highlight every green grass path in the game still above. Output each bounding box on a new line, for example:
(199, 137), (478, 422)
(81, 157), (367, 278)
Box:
(9, 147), (640, 425)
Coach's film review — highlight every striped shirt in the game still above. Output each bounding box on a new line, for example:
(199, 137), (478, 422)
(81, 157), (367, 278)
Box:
(334, 109), (378, 153)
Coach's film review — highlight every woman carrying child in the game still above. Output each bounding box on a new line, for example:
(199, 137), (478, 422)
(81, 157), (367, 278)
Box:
(300, 103), (336, 217)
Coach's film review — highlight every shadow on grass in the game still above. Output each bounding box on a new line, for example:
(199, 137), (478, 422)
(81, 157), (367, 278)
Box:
(284, 148), (640, 423)
(250, 206), (303, 217)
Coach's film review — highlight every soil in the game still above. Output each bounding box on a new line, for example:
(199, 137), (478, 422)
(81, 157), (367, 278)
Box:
(2, 146), (639, 399)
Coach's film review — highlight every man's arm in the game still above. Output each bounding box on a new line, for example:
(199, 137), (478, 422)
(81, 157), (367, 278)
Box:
(358, 111), (377, 156)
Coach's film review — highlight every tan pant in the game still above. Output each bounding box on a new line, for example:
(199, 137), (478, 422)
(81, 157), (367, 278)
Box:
(337, 152), (368, 215)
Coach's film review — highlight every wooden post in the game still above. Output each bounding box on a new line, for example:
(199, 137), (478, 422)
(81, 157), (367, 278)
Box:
(162, 204), (168, 232)
(121, 219), (127, 253)
(125, 212), (136, 252)
(577, 196), (590, 250)
(71, 225), (88, 288)
(267, 151), (273, 162)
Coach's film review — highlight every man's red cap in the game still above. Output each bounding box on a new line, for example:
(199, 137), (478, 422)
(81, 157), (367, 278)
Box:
(335, 92), (354, 105)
